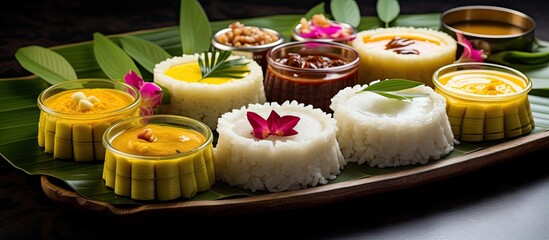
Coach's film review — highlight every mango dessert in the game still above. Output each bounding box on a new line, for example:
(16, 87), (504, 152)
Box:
(154, 51), (265, 130)
(102, 115), (215, 201)
(37, 79), (141, 162)
(351, 27), (457, 87)
(433, 62), (534, 141)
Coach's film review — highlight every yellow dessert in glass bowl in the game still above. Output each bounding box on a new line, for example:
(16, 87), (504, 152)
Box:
(433, 62), (534, 141)
(351, 27), (457, 87)
(37, 79), (141, 162)
(102, 114), (215, 201)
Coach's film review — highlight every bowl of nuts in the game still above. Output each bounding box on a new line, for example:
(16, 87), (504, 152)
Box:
(212, 21), (285, 73)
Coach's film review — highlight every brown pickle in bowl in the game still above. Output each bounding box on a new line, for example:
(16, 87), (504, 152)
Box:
(264, 41), (360, 113)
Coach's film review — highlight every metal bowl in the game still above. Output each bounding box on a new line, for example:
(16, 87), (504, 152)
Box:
(440, 5), (535, 54)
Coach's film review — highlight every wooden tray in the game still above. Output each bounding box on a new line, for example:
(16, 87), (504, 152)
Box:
(41, 130), (549, 216)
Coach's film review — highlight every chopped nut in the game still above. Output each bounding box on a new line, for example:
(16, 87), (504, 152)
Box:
(71, 91), (86, 104)
(216, 21), (279, 47)
(77, 99), (94, 112)
(137, 128), (157, 142)
(87, 95), (100, 104)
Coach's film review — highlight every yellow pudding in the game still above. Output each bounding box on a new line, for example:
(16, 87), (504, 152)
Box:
(351, 27), (457, 87)
(43, 89), (135, 114)
(433, 62), (534, 141)
(441, 70), (525, 95)
(102, 115), (215, 201)
(111, 124), (204, 156)
(37, 79), (141, 162)
(164, 61), (249, 85)
(154, 54), (265, 129)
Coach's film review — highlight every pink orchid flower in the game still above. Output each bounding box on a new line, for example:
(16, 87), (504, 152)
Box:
(456, 32), (486, 63)
(124, 70), (163, 116)
(247, 110), (300, 139)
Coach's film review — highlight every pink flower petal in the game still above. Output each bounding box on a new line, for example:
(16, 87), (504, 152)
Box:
(247, 110), (300, 139)
(456, 32), (485, 63)
(247, 111), (270, 139)
(123, 70), (164, 116)
(274, 115), (300, 136)
(124, 70), (144, 89)
(266, 110), (281, 134)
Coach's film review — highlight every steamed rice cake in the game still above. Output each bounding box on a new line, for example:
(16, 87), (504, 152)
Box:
(154, 53), (265, 130)
(330, 81), (455, 167)
(214, 100), (345, 192)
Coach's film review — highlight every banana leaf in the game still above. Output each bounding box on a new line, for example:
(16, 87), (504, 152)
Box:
(1, 13), (549, 205)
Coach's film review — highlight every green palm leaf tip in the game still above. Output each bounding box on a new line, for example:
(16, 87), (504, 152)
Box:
(356, 79), (429, 101)
(198, 47), (251, 80)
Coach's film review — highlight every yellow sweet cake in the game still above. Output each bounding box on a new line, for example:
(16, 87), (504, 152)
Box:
(351, 27), (457, 87)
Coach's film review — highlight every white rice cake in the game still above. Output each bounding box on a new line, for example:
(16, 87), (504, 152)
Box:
(215, 100), (345, 192)
(330, 83), (455, 168)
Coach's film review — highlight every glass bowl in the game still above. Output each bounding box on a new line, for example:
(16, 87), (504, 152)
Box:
(37, 79), (141, 161)
(102, 114), (215, 201)
(264, 41), (360, 113)
(433, 62), (534, 141)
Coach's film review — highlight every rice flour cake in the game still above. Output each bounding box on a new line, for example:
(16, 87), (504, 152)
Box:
(351, 27), (457, 87)
(154, 53), (265, 129)
(215, 100), (345, 192)
(330, 81), (455, 168)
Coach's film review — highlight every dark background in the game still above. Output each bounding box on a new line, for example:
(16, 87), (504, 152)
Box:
(1, 1), (549, 239)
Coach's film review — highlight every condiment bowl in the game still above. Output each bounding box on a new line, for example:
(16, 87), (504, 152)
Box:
(264, 41), (360, 113)
(440, 5), (536, 54)
(212, 24), (285, 73)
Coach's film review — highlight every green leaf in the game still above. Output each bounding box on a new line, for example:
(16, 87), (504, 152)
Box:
(377, 0), (400, 28)
(93, 32), (142, 80)
(330, 0), (361, 28)
(15, 46), (78, 85)
(119, 36), (172, 74)
(304, 2), (325, 20)
(358, 79), (424, 92)
(487, 50), (549, 71)
(180, 0), (212, 54)
(198, 48), (251, 80)
(357, 79), (428, 100)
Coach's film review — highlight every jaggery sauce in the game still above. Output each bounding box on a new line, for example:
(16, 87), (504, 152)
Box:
(264, 53), (358, 113)
(385, 37), (420, 55)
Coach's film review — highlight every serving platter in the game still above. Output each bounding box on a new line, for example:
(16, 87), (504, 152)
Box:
(40, 129), (549, 216)
(2, 12), (549, 216)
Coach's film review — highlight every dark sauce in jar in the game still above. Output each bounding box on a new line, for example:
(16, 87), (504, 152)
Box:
(264, 41), (360, 113)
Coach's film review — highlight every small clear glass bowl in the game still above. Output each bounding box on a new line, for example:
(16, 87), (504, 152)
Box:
(37, 79), (141, 162)
(433, 62), (534, 142)
(102, 114), (215, 201)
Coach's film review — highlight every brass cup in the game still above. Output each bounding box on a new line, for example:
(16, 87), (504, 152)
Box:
(440, 5), (535, 55)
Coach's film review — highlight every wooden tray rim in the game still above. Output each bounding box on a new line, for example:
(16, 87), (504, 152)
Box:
(41, 130), (549, 217)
